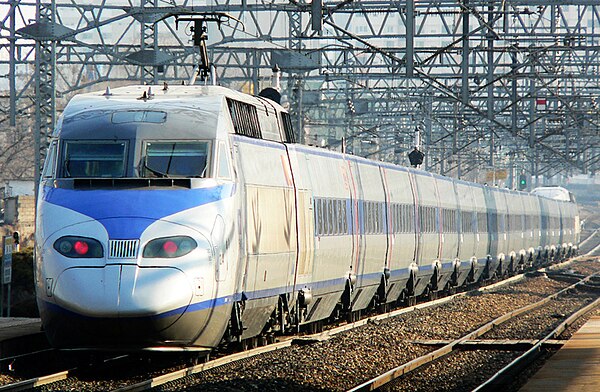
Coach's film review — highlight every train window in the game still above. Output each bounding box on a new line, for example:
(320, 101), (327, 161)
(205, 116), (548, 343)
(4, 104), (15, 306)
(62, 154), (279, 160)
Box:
(216, 143), (232, 179)
(42, 140), (58, 178)
(399, 204), (404, 233)
(313, 199), (319, 236)
(396, 204), (406, 233)
(227, 99), (262, 139)
(323, 199), (328, 235)
(372, 203), (377, 234)
(112, 110), (166, 124)
(333, 200), (339, 235)
(372, 202), (377, 234)
(371, 202), (379, 234)
(318, 199), (324, 236)
(324, 199), (330, 235)
(365, 202), (370, 234)
(63, 141), (127, 178)
(401, 204), (406, 233)
(144, 142), (209, 178)
(375, 203), (381, 234)
(398, 205), (402, 233)
(394, 204), (399, 233)
(399, 204), (405, 233)
(325, 199), (330, 234)
(338, 200), (342, 235)
(375, 202), (379, 233)
(365, 202), (371, 234)
(328, 199), (335, 235)
(338, 200), (344, 234)
(280, 112), (297, 143)
(470, 211), (475, 232)
(380, 202), (385, 234)
(341, 200), (346, 235)
(477, 212), (487, 233)
(390, 204), (394, 233)
(334, 199), (340, 235)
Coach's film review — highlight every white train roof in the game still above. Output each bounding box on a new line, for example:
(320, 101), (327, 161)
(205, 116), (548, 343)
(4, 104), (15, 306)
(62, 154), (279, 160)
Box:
(58, 84), (287, 142)
(531, 186), (574, 202)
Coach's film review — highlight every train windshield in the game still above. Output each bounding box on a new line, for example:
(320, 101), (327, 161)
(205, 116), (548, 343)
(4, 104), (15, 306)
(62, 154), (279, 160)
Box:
(143, 142), (210, 178)
(63, 141), (127, 178)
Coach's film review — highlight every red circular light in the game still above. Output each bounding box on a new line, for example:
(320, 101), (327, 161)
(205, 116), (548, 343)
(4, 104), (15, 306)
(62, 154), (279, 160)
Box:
(162, 240), (178, 255)
(74, 241), (89, 255)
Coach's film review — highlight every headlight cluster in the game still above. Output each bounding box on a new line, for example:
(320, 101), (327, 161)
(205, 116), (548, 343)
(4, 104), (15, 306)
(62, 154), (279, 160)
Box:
(142, 236), (197, 258)
(54, 236), (103, 258)
(54, 235), (197, 259)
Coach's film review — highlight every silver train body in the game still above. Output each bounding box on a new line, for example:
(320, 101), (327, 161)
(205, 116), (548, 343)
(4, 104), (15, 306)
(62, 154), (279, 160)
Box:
(35, 85), (580, 351)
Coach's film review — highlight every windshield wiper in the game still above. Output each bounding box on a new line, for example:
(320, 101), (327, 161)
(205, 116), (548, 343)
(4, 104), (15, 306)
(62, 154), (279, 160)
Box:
(144, 163), (170, 178)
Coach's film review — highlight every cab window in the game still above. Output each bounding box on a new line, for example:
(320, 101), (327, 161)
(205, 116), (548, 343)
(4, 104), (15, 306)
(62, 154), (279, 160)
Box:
(42, 140), (58, 178)
(62, 141), (127, 178)
(143, 141), (210, 178)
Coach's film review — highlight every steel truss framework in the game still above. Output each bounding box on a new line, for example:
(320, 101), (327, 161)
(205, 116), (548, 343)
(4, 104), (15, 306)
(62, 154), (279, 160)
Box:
(1, 0), (600, 186)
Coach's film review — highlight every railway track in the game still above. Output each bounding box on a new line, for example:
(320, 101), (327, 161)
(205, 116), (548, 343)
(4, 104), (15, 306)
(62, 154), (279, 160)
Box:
(0, 273), (534, 391)
(350, 269), (600, 391)
(1, 232), (597, 391)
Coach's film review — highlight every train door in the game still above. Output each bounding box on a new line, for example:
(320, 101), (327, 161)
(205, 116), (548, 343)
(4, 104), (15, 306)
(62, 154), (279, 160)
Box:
(539, 198), (548, 249)
(408, 171), (422, 266)
(483, 187), (498, 260)
(231, 141), (249, 293)
(214, 141), (235, 284)
(347, 159), (365, 282)
(295, 189), (315, 281)
(558, 201), (564, 247)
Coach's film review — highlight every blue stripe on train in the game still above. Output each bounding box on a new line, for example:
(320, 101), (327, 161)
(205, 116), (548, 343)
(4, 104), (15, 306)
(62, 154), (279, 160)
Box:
(42, 184), (234, 238)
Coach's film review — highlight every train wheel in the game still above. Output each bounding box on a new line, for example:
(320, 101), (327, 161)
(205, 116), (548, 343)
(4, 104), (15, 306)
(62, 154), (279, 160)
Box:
(258, 335), (267, 347)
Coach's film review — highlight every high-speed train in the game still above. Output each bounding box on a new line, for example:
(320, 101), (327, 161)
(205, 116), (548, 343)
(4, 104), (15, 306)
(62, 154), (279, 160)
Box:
(35, 84), (580, 351)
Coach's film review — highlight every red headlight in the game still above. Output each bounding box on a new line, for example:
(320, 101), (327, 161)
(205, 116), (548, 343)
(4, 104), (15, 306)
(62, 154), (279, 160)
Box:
(54, 236), (103, 258)
(74, 241), (89, 255)
(143, 236), (197, 258)
(162, 240), (178, 255)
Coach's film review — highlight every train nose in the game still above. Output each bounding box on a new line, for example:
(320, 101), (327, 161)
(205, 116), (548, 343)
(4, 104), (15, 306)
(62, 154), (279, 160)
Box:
(54, 265), (193, 318)
(50, 264), (200, 347)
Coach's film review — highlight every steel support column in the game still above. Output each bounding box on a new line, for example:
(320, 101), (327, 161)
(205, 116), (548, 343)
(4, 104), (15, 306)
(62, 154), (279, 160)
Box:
(34, 0), (57, 191)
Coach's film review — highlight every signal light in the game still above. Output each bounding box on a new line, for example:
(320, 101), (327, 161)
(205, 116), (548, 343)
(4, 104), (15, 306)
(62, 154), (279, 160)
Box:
(54, 236), (103, 258)
(518, 174), (527, 190)
(143, 236), (197, 258)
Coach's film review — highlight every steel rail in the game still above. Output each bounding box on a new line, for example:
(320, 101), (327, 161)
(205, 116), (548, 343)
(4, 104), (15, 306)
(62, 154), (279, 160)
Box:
(346, 271), (600, 392)
(472, 295), (600, 392)
(110, 275), (532, 391)
(0, 369), (71, 392)
(2, 255), (594, 391)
